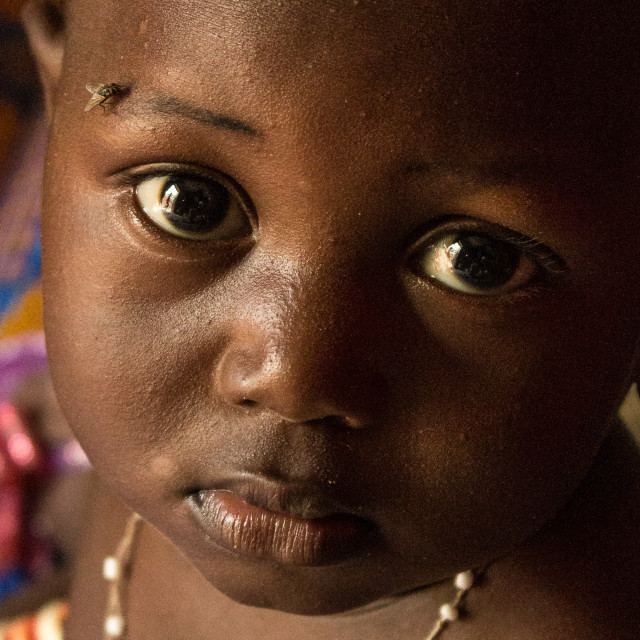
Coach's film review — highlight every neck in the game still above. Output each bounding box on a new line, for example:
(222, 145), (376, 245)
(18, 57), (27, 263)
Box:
(462, 422), (640, 639)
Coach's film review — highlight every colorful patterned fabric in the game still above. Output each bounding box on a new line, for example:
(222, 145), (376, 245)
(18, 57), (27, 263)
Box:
(0, 19), (48, 602)
(0, 333), (89, 604)
(0, 601), (67, 640)
(0, 16), (44, 328)
(0, 120), (45, 325)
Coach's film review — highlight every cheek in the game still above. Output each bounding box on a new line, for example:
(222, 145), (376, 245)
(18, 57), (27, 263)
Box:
(44, 266), (218, 490)
(372, 284), (636, 558)
(41, 186), (226, 500)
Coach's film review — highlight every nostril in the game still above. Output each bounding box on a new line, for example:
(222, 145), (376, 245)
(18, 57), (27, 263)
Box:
(239, 398), (258, 408)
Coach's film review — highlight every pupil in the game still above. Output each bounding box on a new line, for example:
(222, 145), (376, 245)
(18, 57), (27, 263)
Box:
(160, 177), (230, 233)
(447, 234), (520, 290)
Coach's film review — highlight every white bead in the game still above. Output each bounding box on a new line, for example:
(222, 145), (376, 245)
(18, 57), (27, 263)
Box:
(104, 614), (124, 637)
(439, 603), (459, 622)
(103, 556), (121, 581)
(454, 570), (474, 591)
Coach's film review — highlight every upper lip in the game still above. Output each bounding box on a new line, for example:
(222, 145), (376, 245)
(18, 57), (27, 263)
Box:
(190, 472), (362, 520)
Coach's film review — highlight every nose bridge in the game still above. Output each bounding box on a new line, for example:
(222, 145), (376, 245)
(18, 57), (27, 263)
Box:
(215, 245), (385, 425)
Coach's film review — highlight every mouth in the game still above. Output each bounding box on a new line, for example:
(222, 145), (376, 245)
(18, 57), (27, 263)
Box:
(186, 475), (375, 566)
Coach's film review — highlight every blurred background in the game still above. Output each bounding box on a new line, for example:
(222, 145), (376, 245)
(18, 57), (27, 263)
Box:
(0, 0), (639, 624)
(0, 0), (91, 620)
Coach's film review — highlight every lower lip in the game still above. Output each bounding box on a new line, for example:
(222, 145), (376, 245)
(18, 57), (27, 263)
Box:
(188, 490), (373, 566)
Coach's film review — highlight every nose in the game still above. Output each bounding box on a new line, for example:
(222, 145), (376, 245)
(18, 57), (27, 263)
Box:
(214, 255), (386, 428)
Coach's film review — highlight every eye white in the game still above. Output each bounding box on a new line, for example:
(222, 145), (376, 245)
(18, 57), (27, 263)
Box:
(134, 174), (251, 241)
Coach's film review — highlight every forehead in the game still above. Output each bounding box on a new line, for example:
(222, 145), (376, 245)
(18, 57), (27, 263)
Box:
(71, 6), (634, 102)
(62, 0), (637, 192)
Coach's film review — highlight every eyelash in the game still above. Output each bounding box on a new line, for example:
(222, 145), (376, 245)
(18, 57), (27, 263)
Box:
(492, 229), (565, 275)
(116, 166), (231, 191)
(409, 216), (563, 263)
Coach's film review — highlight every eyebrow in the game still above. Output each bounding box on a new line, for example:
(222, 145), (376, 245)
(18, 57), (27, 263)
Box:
(123, 92), (260, 136)
(405, 156), (572, 187)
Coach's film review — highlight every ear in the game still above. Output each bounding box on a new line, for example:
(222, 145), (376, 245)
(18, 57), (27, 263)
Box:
(22, 1), (66, 121)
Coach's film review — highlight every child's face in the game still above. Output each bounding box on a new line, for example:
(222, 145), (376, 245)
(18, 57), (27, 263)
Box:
(40, 0), (639, 615)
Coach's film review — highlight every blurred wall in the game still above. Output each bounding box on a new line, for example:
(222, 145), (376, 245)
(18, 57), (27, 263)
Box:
(1, 0), (29, 172)
(0, 0), (23, 18)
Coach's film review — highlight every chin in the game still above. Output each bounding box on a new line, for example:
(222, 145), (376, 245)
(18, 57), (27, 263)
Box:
(214, 579), (377, 616)
(195, 554), (392, 616)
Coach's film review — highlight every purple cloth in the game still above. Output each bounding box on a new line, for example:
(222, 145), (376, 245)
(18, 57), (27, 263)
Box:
(0, 332), (48, 401)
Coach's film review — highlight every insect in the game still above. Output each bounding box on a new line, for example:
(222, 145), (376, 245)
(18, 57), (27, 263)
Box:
(85, 83), (125, 112)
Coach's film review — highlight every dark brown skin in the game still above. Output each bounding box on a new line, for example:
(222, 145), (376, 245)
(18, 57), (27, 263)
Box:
(23, 0), (640, 637)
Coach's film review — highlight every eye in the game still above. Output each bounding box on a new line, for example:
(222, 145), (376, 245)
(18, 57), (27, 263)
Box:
(134, 173), (252, 241)
(411, 228), (559, 296)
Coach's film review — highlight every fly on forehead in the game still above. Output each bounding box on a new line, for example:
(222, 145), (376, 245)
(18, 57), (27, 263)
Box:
(85, 83), (126, 112)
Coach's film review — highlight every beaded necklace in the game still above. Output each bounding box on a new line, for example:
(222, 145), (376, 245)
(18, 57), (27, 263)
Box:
(102, 513), (479, 640)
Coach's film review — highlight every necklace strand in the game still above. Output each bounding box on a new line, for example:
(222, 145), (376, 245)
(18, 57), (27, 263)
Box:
(103, 513), (142, 640)
(102, 513), (477, 640)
